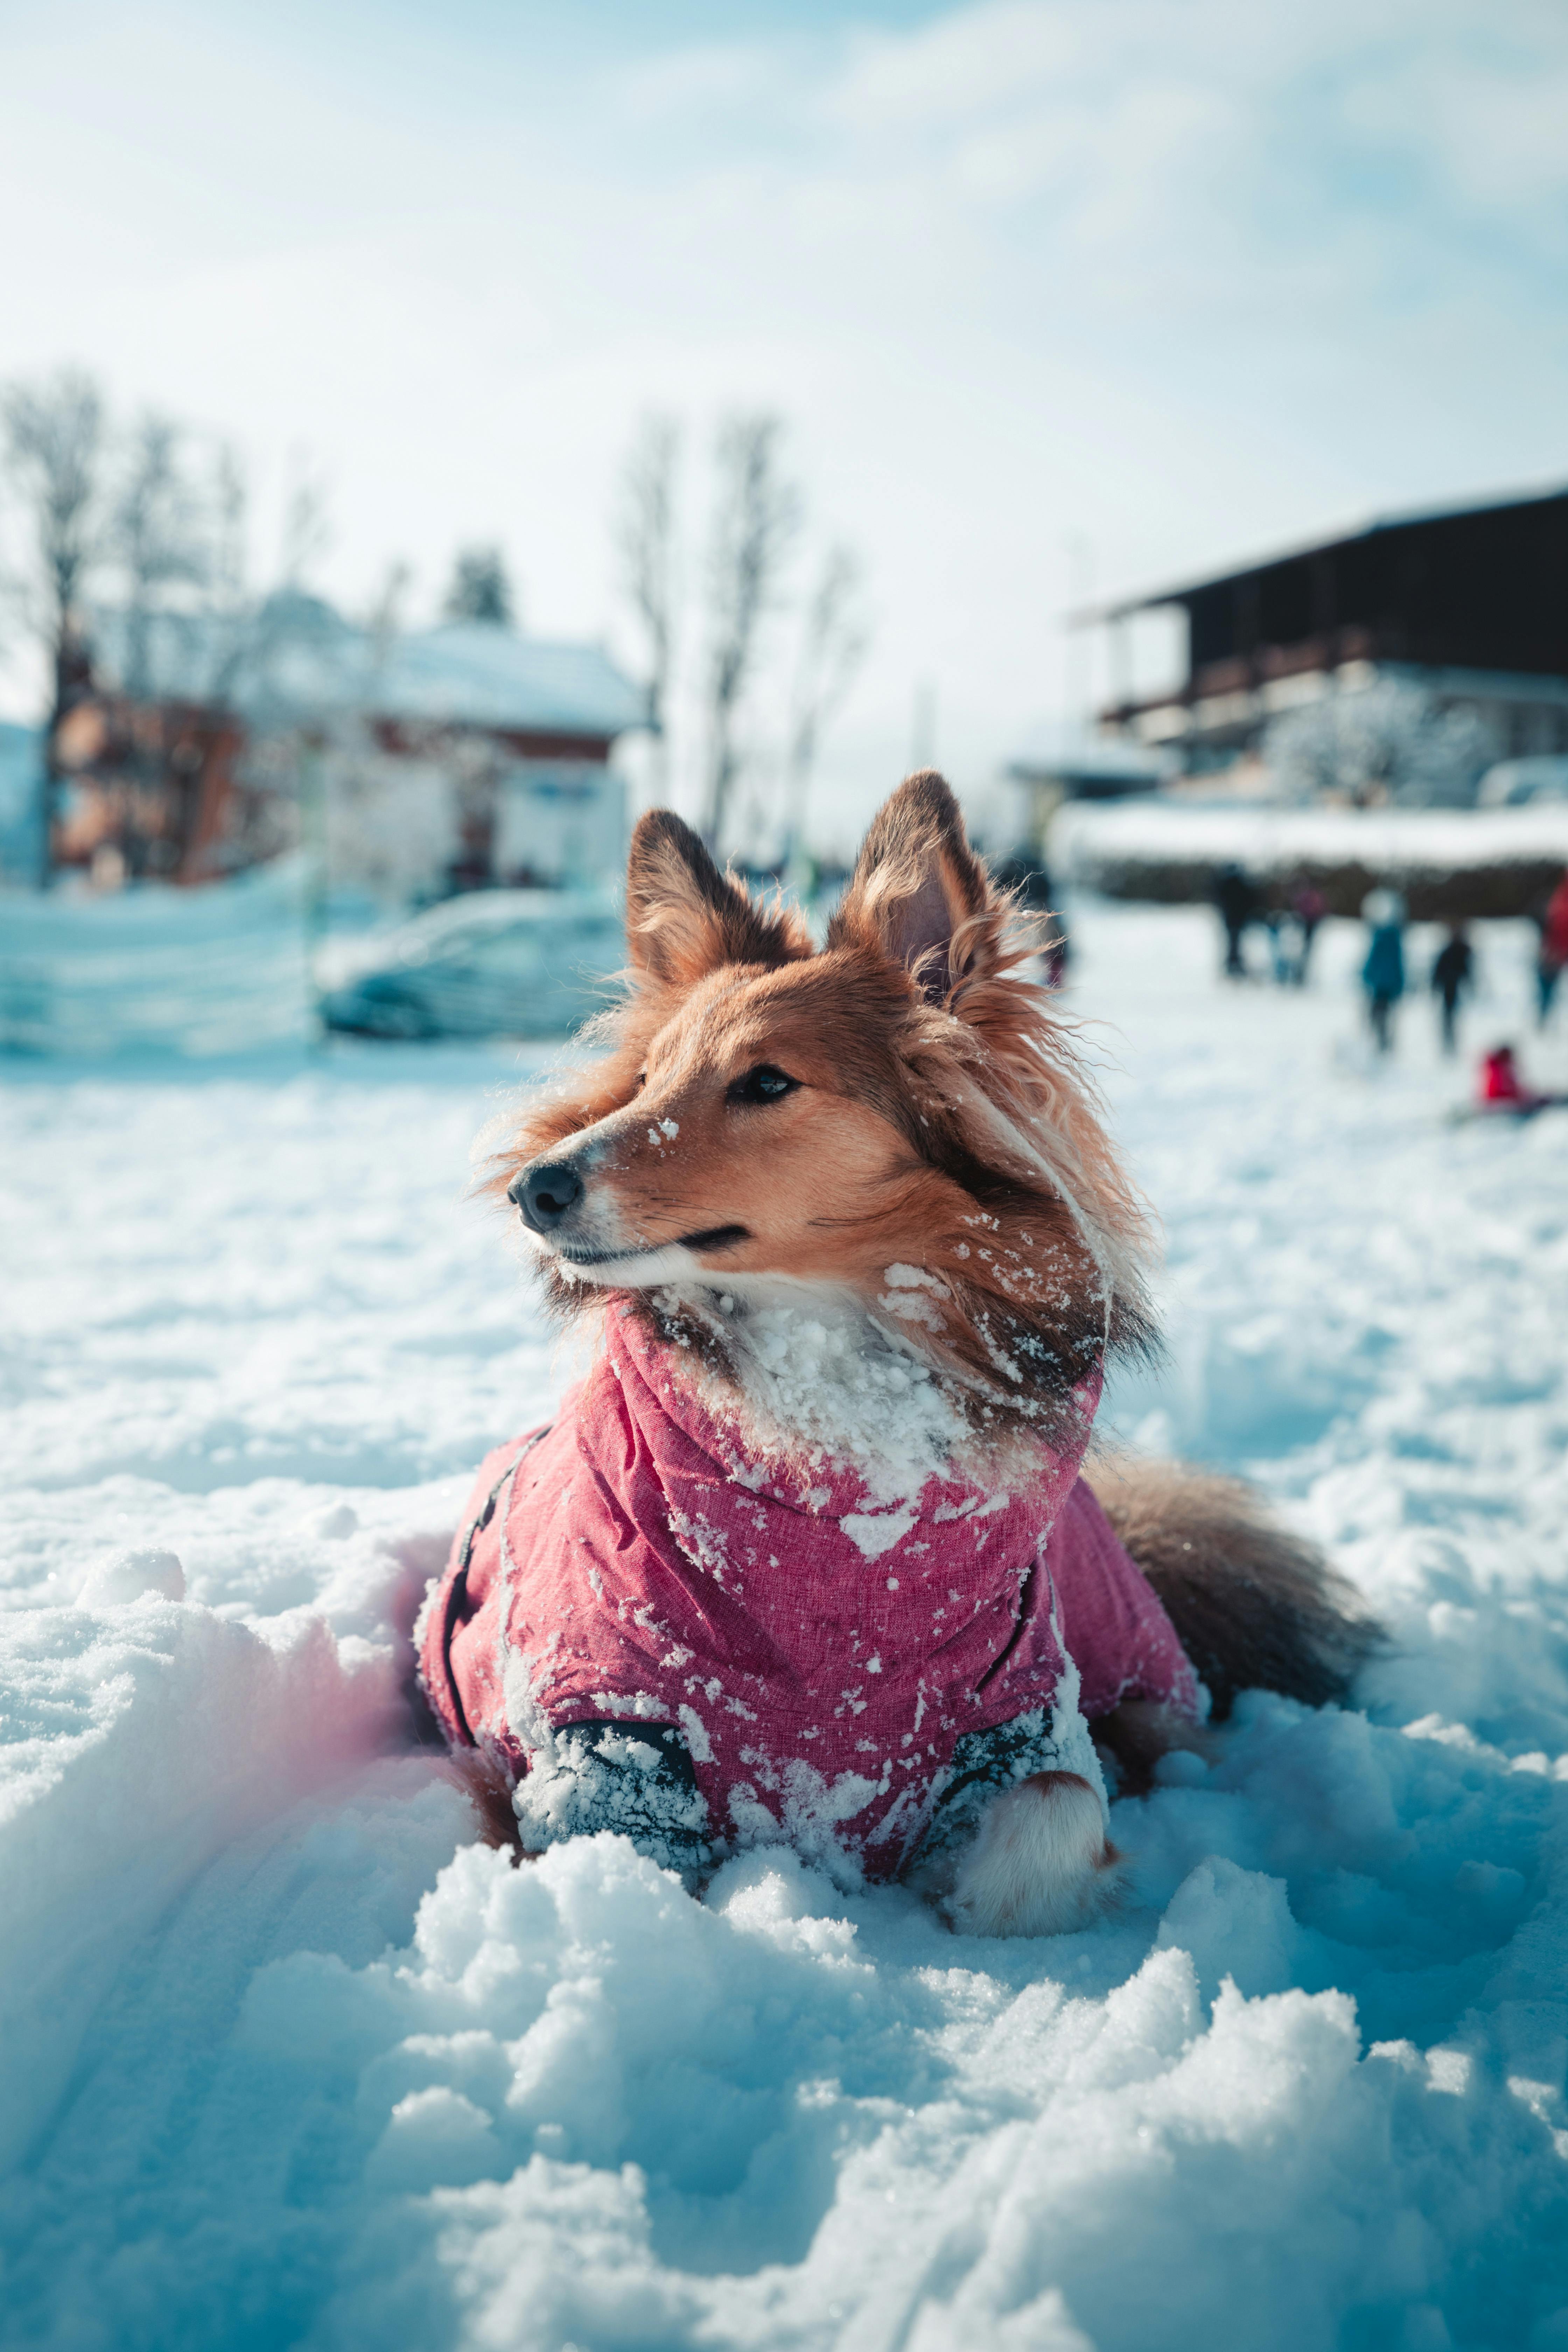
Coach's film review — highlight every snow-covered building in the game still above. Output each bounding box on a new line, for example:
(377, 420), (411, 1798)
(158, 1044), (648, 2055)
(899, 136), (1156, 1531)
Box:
(1082, 484), (1568, 799)
(58, 596), (647, 899)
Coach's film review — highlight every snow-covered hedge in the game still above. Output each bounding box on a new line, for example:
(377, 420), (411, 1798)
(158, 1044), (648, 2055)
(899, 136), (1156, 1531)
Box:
(1056, 800), (1568, 918)
(0, 857), (312, 1058)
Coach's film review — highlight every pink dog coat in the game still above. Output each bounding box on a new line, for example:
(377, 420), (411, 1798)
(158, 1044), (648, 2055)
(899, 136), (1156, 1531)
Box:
(419, 1304), (1197, 1879)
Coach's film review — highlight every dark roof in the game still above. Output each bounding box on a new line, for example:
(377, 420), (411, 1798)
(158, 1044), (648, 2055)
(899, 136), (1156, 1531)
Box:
(1084, 482), (1568, 623)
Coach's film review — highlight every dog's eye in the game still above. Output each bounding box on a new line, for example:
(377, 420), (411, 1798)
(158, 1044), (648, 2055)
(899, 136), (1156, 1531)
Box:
(631, 1071), (646, 1093)
(728, 1064), (798, 1105)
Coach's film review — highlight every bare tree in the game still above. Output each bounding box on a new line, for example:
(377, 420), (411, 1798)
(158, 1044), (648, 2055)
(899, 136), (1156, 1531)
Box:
(2, 368), (105, 883)
(190, 442), (259, 707)
(280, 465), (332, 591)
(367, 558), (413, 670)
(210, 442), (247, 613)
(113, 416), (211, 698)
(702, 414), (798, 851)
(614, 414), (679, 793)
(196, 448), (265, 709)
(781, 543), (868, 867)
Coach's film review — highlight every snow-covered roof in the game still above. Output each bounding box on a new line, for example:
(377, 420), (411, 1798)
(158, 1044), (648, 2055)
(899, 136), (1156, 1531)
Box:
(85, 597), (648, 740)
(370, 624), (647, 736)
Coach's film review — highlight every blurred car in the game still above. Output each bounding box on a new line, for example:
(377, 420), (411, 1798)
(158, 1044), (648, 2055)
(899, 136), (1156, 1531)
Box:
(316, 888), (624, 1040)
(1477, 756), (1568, 808)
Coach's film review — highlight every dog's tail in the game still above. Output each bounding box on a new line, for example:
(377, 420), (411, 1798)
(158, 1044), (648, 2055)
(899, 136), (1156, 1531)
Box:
(1084, 1454), (1381, 1719)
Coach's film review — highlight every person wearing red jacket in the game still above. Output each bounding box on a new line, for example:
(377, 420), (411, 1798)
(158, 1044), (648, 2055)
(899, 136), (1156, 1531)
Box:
(1537, 871), (1568, 1027)
(1477, 1043), (1567, 1116)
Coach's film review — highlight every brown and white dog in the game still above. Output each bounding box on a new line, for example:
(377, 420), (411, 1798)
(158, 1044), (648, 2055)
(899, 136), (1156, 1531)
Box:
(433, 772), (1373, 1934)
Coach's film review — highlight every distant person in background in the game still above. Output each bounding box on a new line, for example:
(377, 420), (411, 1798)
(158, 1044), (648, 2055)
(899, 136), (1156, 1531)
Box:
(1290, 878), (1329, 985)
(1535, 869), (1568, 1026)
(990, 850), (1054, 914)
(1430, 925), (1474, 1056)
(1214, 863), (1256, 979)
(1264, 899), (1297, 986)
(1477, 1042), (1568, 1115)
(1360, 888), (1407, 1054)
(1265, 877), (1326, 987)
(990, 850), (1070, 987)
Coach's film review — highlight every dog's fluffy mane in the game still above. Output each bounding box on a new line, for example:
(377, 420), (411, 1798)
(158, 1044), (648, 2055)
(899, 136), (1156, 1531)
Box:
(481, 772), (1159, 1446)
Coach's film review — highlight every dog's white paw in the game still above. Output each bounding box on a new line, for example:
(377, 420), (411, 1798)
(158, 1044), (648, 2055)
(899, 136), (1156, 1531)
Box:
(947, 1770), (1123, 1938)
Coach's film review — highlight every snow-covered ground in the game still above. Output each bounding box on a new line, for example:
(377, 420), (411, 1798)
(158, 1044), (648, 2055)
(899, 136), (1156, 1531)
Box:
(3, 903), (1567, 2352)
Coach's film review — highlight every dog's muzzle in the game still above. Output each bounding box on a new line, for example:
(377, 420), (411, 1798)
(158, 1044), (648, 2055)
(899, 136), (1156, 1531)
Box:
(509, 1161), (583, 1234)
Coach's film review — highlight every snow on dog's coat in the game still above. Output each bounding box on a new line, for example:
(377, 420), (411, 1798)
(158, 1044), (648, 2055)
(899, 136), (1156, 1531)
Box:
(419, 1302), (1197, 1880)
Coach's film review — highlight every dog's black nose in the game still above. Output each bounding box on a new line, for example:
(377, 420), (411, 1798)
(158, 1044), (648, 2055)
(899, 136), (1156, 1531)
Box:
(509, 1160), (583, 1233)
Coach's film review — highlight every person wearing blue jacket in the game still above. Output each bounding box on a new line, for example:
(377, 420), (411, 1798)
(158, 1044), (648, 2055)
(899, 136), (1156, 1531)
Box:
(1361, 889), (1407, 1054)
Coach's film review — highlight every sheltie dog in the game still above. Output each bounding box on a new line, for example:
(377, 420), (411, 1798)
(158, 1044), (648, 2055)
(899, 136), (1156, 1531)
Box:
(418, 771), (1374, 1936)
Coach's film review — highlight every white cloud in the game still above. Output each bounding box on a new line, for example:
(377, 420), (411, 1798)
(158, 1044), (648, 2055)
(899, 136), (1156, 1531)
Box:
(1344, 51), (1568, 226)
(611, 39), (792, 128)
(831, 1), (1084, 133)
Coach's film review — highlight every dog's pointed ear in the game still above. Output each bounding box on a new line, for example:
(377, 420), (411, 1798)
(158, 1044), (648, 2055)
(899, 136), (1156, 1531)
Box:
(827, 770), (1003, 1007)
(625, 809), (808, 986)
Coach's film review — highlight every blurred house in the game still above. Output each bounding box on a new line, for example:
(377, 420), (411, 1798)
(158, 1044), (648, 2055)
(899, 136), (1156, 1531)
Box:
(1084, 484), (1568, 800)
(55, 595), (646, 899)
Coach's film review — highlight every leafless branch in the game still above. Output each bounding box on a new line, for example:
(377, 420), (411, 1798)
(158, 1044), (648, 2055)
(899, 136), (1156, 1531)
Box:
(280, 466), (332, 588)
(210, 443), (248, 611)
(2, 368), (104, 665)
(615, 413), (680, 791)
(702, 413), (799, 851)
(2, 368), (106, 881)
(113, 416), (212, 698)
(368, 559), (413, 673)
(783, 542), (868, 861)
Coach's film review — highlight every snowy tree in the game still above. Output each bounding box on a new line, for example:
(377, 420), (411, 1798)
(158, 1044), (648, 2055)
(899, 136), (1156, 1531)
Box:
(443, 545), (515, 627)
(1265, 678), (1495, 809)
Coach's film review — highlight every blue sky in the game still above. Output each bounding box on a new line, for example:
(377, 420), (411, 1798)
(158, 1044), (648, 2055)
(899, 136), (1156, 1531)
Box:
(2, 0), (1565, 846)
